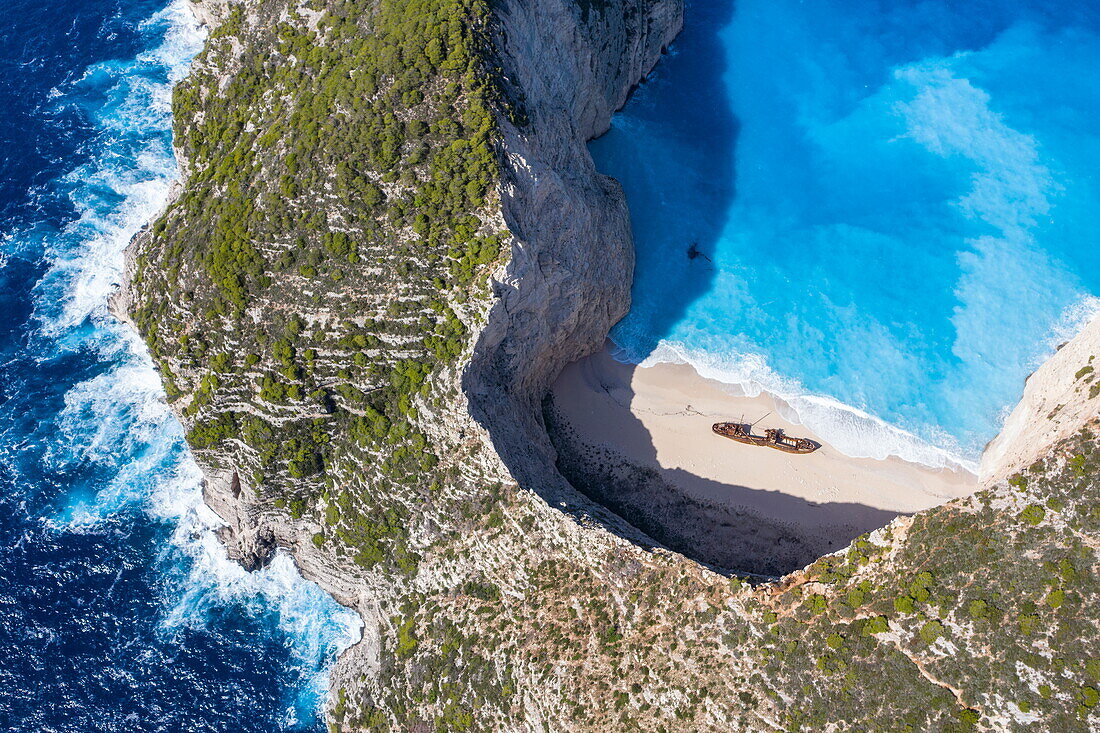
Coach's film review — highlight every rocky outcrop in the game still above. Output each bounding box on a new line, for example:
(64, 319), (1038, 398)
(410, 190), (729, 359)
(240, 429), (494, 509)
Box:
(164, 0), (687, 598)
(981, 314), (1100, 485)
(187, 0), (236, 27)
(122, 1), (1100, 730)
(124, 0), (687, 724)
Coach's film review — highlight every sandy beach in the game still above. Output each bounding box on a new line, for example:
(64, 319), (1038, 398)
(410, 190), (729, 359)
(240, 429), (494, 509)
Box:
(546, 344), (977, 574)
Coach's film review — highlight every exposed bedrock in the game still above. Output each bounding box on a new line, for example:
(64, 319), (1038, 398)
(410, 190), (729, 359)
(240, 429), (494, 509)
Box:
(464, 0), (683, 523)
(183, 0), (688, 593)
(982, 313), (1100, 485)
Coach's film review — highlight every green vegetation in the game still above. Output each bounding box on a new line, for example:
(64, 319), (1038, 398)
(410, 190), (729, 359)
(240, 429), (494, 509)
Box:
(132, 0), (513, 575)
(763, 427), (1100, 732)
(863, 615), (889, 635)
(128, 0), (1100, 729)
(919, 619), (944, 645)
(1020, 503), (1047, 526)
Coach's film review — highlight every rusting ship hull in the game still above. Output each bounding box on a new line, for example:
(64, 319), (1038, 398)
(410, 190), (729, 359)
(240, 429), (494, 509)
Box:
(712, 422), (820, 454)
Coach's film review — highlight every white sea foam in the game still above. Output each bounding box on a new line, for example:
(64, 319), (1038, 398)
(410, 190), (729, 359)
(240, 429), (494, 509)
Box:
(51, 361), (183, 526)
(628, 299), (1097, 471)
(21, 0), (361, 723)
(151, 456), (362, 726)
(51, 333), (361, 721)
(28, 1), (203, 339)
(597, 1), (1100, 477)
(627, 339), (980, 473)
(1049, 295), (1100, 353)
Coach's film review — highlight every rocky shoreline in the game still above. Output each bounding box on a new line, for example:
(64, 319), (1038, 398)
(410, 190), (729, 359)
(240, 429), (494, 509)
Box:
(115, 0), (1100, 729)
(119, 0), (689, 720)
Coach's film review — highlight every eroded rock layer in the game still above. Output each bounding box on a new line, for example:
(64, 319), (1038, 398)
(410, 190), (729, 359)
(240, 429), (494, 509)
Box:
(123, 0), (1099, 730)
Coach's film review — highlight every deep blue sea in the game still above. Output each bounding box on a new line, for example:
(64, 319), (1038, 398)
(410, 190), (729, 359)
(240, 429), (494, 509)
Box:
(0, 2), (358, 730)
(594, 0), (1100, 469)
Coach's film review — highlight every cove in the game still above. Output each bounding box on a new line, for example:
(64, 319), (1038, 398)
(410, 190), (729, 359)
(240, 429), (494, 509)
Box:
(592, 0), (1100, 467)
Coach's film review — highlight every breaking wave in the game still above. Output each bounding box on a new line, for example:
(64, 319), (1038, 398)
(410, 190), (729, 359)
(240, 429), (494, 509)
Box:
(0, 1), (357, 728)
(596, 0), (1100, 471)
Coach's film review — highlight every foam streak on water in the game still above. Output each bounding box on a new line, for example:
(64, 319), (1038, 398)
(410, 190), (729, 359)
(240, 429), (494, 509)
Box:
(594, 0), (1100, 469)
(0, 1), (358, 729)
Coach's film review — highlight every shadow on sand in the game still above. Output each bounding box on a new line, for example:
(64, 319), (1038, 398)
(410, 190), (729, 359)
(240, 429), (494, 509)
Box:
(543, 1), (905, 577)
(543, 358), (905, 578)
(476, 1), (909, 579)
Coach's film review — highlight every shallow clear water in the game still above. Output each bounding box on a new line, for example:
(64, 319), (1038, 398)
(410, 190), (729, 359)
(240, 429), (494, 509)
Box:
(0, 1), (358, 729)
(593, 0), (1100, 468)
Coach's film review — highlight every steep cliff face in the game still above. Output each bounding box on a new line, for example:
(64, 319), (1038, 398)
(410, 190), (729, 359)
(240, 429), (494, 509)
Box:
(124, 1), (1099, 730)
(982, 314), (1100, 485)
(465, 0), (681, 506)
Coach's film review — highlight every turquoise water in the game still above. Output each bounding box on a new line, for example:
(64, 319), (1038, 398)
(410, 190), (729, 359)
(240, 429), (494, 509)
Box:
(593, 0), (1100, 468)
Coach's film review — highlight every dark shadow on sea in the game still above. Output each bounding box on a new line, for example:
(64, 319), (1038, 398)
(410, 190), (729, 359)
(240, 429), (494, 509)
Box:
(588, 0), (740, 362)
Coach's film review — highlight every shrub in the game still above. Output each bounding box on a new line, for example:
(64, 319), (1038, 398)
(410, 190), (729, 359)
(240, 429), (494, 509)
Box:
(1018, 614), (1041, 635)
(919, 620), (944, 645)
(955, 708), (980, 727)
(1019, 504), (1046, 526)
(967, 599), (989, 620)
(863, 616), (889, 635)
(463, 580), (500, 602)
(396, 617), (418, 659)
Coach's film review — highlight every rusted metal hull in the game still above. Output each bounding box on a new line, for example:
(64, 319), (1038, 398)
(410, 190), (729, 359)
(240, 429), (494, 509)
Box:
(711, 422), (820, 454)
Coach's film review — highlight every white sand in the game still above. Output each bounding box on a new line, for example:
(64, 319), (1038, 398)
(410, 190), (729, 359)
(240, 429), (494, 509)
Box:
(550, 345), (977, 538)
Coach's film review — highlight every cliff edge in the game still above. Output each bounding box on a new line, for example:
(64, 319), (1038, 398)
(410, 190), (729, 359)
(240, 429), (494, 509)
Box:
(466, 0), (681, 520)
(121, 1), (1099, 730)
(982, 314), (1100, 486)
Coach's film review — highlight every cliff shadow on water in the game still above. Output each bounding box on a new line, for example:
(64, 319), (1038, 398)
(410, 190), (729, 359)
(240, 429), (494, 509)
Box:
(467, 0), (903, 579)
(549, 0), (857, 576)
(535, 0), (901, 578)
(590, 0), (739, 361)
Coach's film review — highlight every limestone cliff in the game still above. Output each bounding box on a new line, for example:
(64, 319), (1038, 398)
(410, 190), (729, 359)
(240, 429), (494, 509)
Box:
(468, 0), (681, 518)
(122, 0), (1099, 730)
(982, 314), (1100, 486)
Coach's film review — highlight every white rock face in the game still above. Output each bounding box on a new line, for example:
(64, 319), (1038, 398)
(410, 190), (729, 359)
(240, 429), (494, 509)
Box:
(981, 314), (1100, 485)
(466, 0), (682, 504)
(137, 0), (687, 720)
(148, 0), (684, 572)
